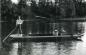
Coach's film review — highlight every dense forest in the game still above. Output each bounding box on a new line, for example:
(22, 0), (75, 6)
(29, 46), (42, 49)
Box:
(1, 0), (86, 20)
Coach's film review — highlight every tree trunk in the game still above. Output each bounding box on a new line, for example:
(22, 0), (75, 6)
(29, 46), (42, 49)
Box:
(0, 0), (1, 48)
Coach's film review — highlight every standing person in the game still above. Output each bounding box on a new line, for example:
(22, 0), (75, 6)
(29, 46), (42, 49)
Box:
(16, 16), (24, 37)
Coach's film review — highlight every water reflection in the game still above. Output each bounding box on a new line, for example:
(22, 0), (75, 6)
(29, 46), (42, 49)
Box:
(7, 40), (86, 55)
(9, 42), (18, 55)
(1, 22), (86, 55)
(74, 22), (86, 55)
(82, 22), (86, 42)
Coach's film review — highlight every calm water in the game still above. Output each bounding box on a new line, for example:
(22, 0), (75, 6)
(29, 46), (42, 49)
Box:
(1, 40), (86, 55)
(0, 22), (86, 55)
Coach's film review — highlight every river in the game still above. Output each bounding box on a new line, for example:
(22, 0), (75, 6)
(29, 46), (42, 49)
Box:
(0, 22), (86, 55)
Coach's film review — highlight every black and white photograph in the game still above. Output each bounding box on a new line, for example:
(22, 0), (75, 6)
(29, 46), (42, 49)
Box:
(0, 0), (86, 55)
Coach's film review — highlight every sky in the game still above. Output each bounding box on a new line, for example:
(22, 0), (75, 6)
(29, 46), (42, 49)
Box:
(11, 0), (19, 4)
(11, 0), (86, 4)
